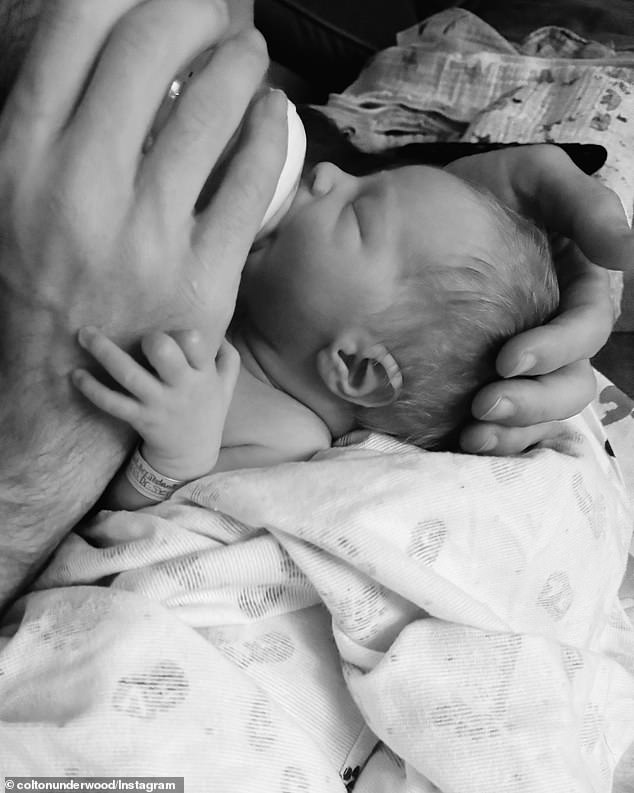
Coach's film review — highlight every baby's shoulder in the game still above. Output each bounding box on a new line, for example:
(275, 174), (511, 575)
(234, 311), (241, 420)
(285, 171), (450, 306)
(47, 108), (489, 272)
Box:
(222, 366), (331, 463)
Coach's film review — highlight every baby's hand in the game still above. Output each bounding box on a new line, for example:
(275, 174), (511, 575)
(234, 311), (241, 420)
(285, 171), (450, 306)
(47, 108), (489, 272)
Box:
(73, 327), (240, 481)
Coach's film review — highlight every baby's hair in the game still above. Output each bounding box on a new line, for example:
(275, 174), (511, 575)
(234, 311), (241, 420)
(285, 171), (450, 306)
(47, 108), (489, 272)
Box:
(355, 181), (559, 450)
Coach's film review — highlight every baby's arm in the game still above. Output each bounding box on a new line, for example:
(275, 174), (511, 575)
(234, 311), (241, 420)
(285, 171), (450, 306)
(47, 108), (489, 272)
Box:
(215, 365), (333, 472)
(214, 442), (322, 473)
(72, 327), (239, 510)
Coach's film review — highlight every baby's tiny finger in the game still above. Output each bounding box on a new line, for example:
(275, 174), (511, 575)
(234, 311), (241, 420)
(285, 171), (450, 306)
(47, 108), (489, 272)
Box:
(171, 329), (211, 370)
(142, 331), (189, 385)
(77, 326), (159, 401)
(72, 368), (141, 425)
(460, 420), (564, 456)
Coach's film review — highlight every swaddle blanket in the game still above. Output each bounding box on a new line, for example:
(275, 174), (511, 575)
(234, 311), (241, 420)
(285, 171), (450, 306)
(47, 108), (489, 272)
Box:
(1, 373), (633, 793)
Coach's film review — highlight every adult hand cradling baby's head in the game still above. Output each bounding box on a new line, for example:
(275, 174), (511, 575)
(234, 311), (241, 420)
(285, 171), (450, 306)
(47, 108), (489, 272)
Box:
(447, 144), (634, 455)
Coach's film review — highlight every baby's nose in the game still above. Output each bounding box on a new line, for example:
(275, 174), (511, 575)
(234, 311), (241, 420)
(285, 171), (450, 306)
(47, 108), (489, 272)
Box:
(310, 161), (354, 196)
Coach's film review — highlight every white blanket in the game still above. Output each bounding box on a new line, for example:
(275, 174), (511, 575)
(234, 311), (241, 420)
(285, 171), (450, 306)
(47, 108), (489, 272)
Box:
(1, 373), (633, 793)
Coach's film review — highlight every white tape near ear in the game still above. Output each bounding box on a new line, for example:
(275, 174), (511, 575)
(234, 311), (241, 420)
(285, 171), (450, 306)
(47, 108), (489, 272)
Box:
(257, 98), (307, 236)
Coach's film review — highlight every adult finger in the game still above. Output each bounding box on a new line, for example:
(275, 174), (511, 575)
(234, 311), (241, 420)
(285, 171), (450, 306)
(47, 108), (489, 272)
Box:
(4, 0), (147, 139)
(511, 145), (634, 271)
(471, 361), (596, 427)
(74, 0), (228, 169)
(459, 420), (565, 456)
(495, 250), (614, 379)
(141, 27), (271, 217)
(194, 86), (287, 261)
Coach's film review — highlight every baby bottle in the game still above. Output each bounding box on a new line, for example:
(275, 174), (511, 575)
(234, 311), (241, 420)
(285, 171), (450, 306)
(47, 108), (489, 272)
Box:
(147, 61), (307, 242)
(255, 96), (307, 240)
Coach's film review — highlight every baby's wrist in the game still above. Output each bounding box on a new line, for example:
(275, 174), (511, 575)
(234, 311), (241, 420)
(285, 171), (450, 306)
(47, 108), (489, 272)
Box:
(124, 447), (188, 503)
(140, 444), (218, 484)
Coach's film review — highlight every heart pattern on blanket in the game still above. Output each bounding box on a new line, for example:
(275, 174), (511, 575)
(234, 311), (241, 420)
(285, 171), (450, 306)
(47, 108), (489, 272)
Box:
(212, 629), (296, 669)
(111, 660), (189, 720)
(280, 765), (312, 792)
(536, 571), (574, 620)
(247, 694), (277, 752)
(408, 518), (447, 565)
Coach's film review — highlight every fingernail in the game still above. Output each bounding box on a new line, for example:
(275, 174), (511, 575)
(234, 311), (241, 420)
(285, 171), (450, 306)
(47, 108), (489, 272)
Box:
(77, 326), (97, 347)
(504, 353), (536, 378)
(477, 397), (515, 421)
(474, 435), (498, 453)
(269, 88), (288, 113)
(254, 87), (287, 117)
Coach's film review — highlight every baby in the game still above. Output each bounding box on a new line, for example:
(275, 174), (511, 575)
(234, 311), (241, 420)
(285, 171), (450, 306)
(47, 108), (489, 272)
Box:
(72, 160), (558, 510)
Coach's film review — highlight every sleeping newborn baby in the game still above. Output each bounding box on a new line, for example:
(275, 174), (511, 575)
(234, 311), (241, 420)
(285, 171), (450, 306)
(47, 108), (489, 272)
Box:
(72, 129), (558, 509)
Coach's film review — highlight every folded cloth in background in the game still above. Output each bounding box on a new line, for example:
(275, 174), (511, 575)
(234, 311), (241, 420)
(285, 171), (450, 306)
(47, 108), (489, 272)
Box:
(319, 8), (634, 328)
(0, 373), (633, 793)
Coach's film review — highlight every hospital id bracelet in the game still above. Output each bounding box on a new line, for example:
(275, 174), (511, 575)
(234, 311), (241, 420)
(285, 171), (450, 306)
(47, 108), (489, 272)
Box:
(124, 447), (185, 502)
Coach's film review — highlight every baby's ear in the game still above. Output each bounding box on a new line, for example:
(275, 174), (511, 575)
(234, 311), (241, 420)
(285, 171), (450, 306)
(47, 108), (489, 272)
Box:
(317, 331), (403, 408)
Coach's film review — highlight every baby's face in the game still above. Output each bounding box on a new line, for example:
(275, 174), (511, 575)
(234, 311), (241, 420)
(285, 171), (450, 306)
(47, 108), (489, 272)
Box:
(241, 162), (498, 353)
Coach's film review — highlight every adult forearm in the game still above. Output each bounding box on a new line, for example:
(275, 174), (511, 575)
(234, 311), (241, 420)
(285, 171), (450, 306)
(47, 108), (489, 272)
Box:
(0, 0), (118, 612)
(0, 299), (133, 612)
(0, 0), (284, 614)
